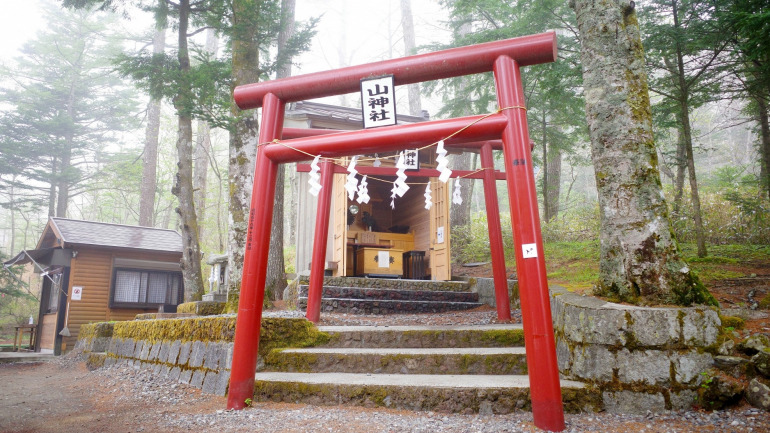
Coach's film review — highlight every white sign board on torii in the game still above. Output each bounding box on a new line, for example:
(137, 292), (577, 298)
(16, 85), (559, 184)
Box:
(360, 75), (397, 129)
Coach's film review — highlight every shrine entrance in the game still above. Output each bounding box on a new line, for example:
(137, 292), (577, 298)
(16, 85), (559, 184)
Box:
(226, 32), (566, 431)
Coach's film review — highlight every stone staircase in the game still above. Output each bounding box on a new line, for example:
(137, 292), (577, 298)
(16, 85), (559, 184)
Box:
(253, 324), (599, 414)
(296, 276), (485, 314)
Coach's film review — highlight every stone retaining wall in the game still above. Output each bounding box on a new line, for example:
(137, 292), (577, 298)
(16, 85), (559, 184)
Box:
(75, 316), (329, 396)
(550, 285), (721, 413)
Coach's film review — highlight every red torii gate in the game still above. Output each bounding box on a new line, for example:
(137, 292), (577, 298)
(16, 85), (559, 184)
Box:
(227, 32), (565, 432)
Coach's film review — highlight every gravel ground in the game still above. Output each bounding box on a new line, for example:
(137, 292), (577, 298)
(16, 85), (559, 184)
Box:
(43, 357), (770, 433)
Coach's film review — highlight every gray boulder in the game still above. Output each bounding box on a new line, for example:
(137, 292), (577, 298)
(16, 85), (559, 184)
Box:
(746, 378), (770, 411)
(752, 348), (770, 378)
(738, 334), (770, 356)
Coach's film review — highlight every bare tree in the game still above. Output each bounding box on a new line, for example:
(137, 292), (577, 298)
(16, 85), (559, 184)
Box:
(139, 27), (165, 227)
(193, 29), (218, 241)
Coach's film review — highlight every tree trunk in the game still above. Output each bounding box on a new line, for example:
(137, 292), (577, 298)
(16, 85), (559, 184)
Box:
(540, 112), (561, 222)
(139, 27), (165, 227)
(278, 0), (298, 250)
(47, 157), (57, 217)
(571, 0), (714, 306)
(544, 148), (561, 222)
(227, 0), (261, 311)
(172, 0), (205, 302)
(261, 0), (297, 301)
(672, 128), (687, 217)
(757, 96), (770, 201)
(400, 0), (422, 116)
(448, 18), (474, 228)
(671, 0), (706, 257)
(193, 29), (218, 242)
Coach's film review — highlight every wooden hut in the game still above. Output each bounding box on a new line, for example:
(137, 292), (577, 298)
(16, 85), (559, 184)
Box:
(3, 218), (183, 354)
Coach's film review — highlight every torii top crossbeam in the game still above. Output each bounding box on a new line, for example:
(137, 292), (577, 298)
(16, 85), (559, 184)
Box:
(234, 32), (556, 109)
(226, 32), (566, 432)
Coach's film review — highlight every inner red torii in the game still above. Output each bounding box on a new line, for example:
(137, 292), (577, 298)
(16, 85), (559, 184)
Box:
(227, 32), (565, 432)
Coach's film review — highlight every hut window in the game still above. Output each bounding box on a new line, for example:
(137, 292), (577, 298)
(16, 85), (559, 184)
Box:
(110, 268), (183, 308)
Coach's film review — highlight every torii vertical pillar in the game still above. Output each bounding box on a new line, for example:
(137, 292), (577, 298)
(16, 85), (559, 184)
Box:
(306, 160), (336, 323)
(480, 143), (511, 321)
(226, 93), (285, 410)
(494, 55), (564, 431)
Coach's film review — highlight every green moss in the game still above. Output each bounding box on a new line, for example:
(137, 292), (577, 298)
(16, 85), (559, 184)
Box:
(77, 322), (115, 341)
(177, 301), (226, 316)
(107, 316), (328, 357)
(719, 315), (745, 331)
(480, 329), (525, 347)
(759, 294), (770, 310)
(670, 270), (719, 307)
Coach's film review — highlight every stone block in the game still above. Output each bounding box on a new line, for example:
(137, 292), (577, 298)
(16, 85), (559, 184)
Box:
(682, 308), (719, 346)
(161, 365), (171, 377)
(555, 337), (572, 372)
(168, 366), (181, 382)
(603, 391), (666, 414)
(178, 342), (191, 365)
(221, 343), (234, 371)
(167, 340), (181, 365)
(202, 371), (218, 394)
(189, 341), (206, 368)
(179, 369), (193, 384)
(149, 342), (161, 361)
(191, 370), (205, 388)
(215, 370), (230, 396)
(669, 390), (697, 411)
(121, 339), (136, 358)
(616, 349), (671, 385)
(159, 342), (170, 363)
(104, 357), (116, 367)
(674, 352), (714, 384)
(204, 342), (221, 370)
(561, 304), (628, 346)
(107, 338), (118, 355)
(627, 308), (681, 347)
(133, 341), (145, 358)
(140, 341), (151, 360)
(570, 344), (615, 382)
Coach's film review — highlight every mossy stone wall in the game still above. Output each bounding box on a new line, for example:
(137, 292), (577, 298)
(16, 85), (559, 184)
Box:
(75, 316), (328, 396)
(550, 285), (721, 413)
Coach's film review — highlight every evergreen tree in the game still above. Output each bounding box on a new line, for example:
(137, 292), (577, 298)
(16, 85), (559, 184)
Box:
(0, 2), (139, 218)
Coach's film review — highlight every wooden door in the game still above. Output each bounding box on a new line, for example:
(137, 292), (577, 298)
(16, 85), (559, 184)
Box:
(332, 172), (348, 276)
(429, 179), (451, 280)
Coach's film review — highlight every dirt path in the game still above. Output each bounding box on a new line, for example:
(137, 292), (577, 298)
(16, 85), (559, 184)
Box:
(0, 360), (221, 433)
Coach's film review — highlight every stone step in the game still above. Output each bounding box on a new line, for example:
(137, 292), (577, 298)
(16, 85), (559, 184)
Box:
(298, 276), (471, 292)
(252, 372), (598, 414)
(298, 297), (484, 315)
(318, 324), (525, 349)
(263, 346), (528, 375)
(297, 285), (480, 303)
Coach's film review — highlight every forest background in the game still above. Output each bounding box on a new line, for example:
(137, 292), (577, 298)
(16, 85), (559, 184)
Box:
(1, 0), (768, 337)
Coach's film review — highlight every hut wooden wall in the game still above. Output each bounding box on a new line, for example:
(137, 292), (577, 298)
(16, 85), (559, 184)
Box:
(61, 247), (181, 352)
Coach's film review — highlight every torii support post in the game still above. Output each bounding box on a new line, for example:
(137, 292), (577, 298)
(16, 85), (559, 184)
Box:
(494, 55), (564, 431)
(226, 93), (285, 410)
(227, 32), (565, 431)
(480, 143), (512, 321)
(306, 160), (335, 323)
